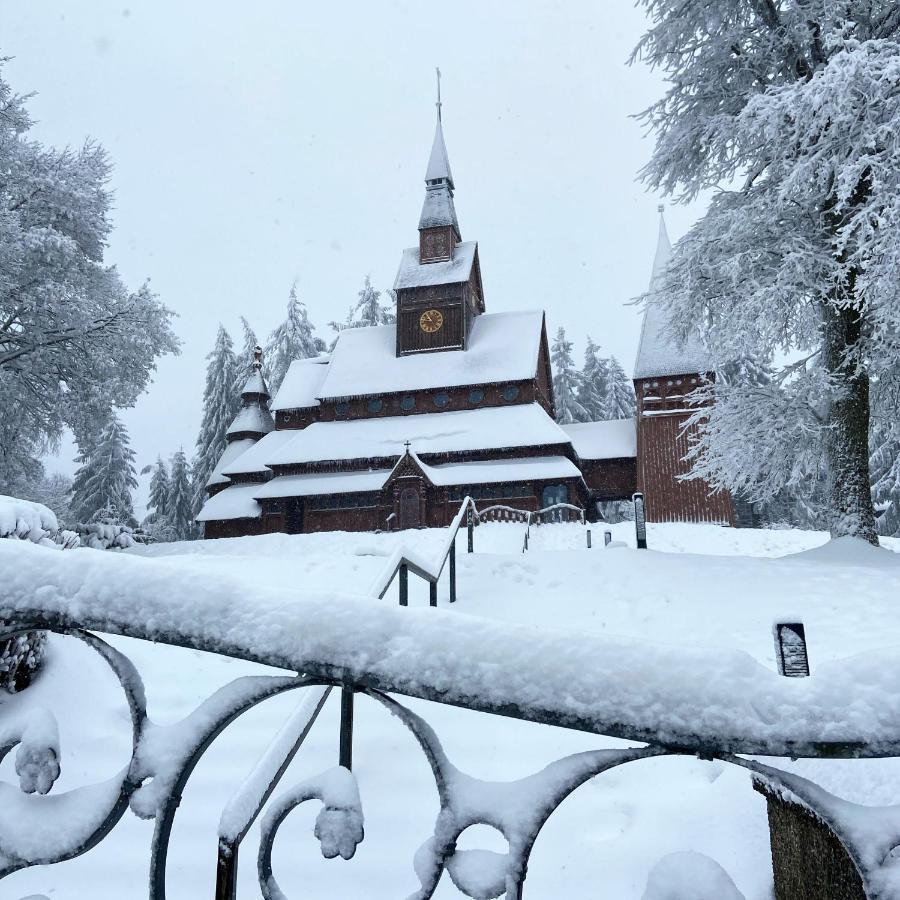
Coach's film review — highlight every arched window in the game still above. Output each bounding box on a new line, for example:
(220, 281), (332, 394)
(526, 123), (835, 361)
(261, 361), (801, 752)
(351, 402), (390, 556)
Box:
(367, 398), (383, 413)
(433, 392), (450, 408)
(502, 385), (520, 402)
(468, 388), (484, 405)
(335, 401), (350, 417)
(401, 395), (416, 411)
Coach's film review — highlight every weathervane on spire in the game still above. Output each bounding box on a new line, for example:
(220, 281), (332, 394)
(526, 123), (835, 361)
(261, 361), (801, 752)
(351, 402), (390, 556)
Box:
(435, 67), (442, 122)
(658, 203), (665, 215)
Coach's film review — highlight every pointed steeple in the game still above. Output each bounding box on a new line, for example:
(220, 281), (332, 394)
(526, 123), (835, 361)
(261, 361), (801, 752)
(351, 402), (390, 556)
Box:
(419, 69), (460, 240)
(650, 204), (672, 287)
(634, 206), (710, 379)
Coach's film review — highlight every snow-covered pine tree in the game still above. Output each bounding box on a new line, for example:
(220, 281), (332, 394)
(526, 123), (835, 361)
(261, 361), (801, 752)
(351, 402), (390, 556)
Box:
(168, 449), (195, 541)
(349, 276), (395, 327)
(144, 457), (171, 524)
(551, 327), (589, 425)
(576, 337), (609, 421)
(193, 325), (240, 510)
(265, 282), (324, 393)
(235, 317), (263, 391)
(633, 4), (900, 543)
(604, 356), (636, 420)
(69, 414), (138, 526)
(871, 422), (900, 537)
(0, 64), (178, 485)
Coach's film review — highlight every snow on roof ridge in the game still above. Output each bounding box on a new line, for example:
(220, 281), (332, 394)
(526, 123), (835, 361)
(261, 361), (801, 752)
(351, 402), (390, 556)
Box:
(393, 241), (477, 290)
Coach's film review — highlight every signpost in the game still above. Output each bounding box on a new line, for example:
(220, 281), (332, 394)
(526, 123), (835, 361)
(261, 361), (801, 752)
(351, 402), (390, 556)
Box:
(632, 492), (647, 550)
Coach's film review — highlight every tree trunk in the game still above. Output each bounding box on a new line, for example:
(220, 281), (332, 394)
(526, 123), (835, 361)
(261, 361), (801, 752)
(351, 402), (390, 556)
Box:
(821, 303), (878, 545)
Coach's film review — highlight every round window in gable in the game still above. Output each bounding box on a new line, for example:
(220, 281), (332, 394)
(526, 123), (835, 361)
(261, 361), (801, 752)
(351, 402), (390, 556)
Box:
(335, 401), (350, 417)
(401, 395), (416, 411)
(433, 392), (450, 408)
(367, 398), (383, 413)
(502, 385), (520, 402)
(468, 388), (484, 405)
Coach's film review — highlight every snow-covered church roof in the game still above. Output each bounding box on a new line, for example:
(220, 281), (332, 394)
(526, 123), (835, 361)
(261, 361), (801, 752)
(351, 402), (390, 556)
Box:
(271, 356), (330, 412)
(562, 420), (636, 460)
(265, 403), (570, 467)
(633, 210), (711, 380)
(309, 309), (543, 402)
(394, 241), (476, 290)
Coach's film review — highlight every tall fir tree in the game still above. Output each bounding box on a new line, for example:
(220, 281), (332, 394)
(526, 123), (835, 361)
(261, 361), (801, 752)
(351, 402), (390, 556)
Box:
(69, 414), (138, 526)
(604, 356), (636, 420)
(265, 282), (323, 393)
(168, 449), (195, 541)
(144, 457), (171, 526)
(329, 276), (396, 347)
(235, 317), (262, 392)
(632, 2), (900, 542)
(871, 422), (900, 537)
(193, 325), (239, 511)
(576, 337), (609, 421)
(551, 327), (589, 425)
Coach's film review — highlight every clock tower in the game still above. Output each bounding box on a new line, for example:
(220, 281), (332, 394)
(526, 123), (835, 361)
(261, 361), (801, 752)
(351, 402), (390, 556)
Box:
(393, 77), (485, 357)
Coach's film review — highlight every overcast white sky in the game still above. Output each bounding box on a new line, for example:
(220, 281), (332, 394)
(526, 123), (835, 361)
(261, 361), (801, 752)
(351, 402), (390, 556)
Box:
(3, 1), (705, 491)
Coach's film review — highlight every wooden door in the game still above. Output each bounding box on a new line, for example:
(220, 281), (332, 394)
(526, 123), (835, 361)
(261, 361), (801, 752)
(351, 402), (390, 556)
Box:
(399, 487), (421, 529)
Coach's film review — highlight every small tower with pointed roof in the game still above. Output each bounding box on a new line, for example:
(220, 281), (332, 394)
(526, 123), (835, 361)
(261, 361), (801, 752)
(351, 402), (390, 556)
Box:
(633, 208), (735, 525)
(393, 71), (485, 356)
(205, 346), (275, 498)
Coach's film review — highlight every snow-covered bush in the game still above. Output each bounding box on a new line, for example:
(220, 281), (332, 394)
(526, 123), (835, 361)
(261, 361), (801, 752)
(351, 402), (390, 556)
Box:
(641, 852), (744, 900)
(74, 513), (140, 550)
(0, 495), (78, 693)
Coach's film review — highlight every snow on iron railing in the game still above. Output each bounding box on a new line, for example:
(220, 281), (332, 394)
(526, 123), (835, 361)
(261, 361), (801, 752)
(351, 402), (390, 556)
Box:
(3, 537), (900, 755)
(4, 538), (900, 898)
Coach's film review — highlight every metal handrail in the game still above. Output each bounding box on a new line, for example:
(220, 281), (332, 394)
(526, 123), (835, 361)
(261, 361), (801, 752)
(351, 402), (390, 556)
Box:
(370, 496), (476, 604)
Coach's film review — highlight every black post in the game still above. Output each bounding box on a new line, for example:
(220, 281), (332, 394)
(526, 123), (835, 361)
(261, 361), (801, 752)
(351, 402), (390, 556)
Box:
(586, 529), (592, 549)
(449, 538), (457, 603)
(633, 492), (648, 550)
(215, 838), (238, 900)
(339, 685), (354, 770)
(604, 530), (612, 547)
(467, 507), (474, 553)
(429, 580), (438, 607)
(399, 563), (408, 606)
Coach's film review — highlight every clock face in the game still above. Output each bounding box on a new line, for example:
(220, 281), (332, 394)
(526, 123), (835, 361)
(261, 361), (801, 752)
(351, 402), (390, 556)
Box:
(419, 309), (444, 334)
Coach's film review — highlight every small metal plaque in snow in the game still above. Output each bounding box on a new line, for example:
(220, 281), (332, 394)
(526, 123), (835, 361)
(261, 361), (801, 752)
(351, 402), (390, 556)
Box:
(775, 622), (810, 677)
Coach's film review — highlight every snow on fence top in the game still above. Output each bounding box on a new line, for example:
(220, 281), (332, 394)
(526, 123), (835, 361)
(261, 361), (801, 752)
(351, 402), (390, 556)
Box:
(5, 538), (900, 755)
(562, 420), (637, 460)
(270, 356), (330, 412)
(264, 403), (571, 466)
(316, 310), (544, 401)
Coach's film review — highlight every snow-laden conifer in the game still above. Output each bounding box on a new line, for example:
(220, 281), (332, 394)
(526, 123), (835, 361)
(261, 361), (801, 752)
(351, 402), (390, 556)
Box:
(0, 64), (178, 485)
(265, 282), (324, 393)
(551, 327), (589, 425)
(193, 325), (239, 511)
(168, 450), (195, 541)
(144, 457), (171, 524)
(235, 317), (262, 391)
(604, 357), (636, 420)
(634, 5), (900, 542)
(577, 338), (609, 421)
(69, 415), (138, 526)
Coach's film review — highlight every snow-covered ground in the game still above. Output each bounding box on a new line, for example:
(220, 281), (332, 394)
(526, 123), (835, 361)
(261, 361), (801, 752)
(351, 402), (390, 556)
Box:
(4, 521), (900, 899)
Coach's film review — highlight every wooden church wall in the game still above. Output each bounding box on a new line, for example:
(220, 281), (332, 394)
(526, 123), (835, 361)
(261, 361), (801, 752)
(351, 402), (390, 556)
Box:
(636, 411), (734, 524)
(580, 458), (637, 501)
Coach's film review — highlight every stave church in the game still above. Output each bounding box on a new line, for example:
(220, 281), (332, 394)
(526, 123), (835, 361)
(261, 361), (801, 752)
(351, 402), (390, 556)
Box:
(197, 100), (735, 537)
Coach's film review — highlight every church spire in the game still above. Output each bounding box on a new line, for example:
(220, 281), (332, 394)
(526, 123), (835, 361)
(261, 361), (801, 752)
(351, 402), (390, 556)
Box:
(418, 68), (460, 248)
(634, 204), (710, 379)
(425, 68), (454, 189)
